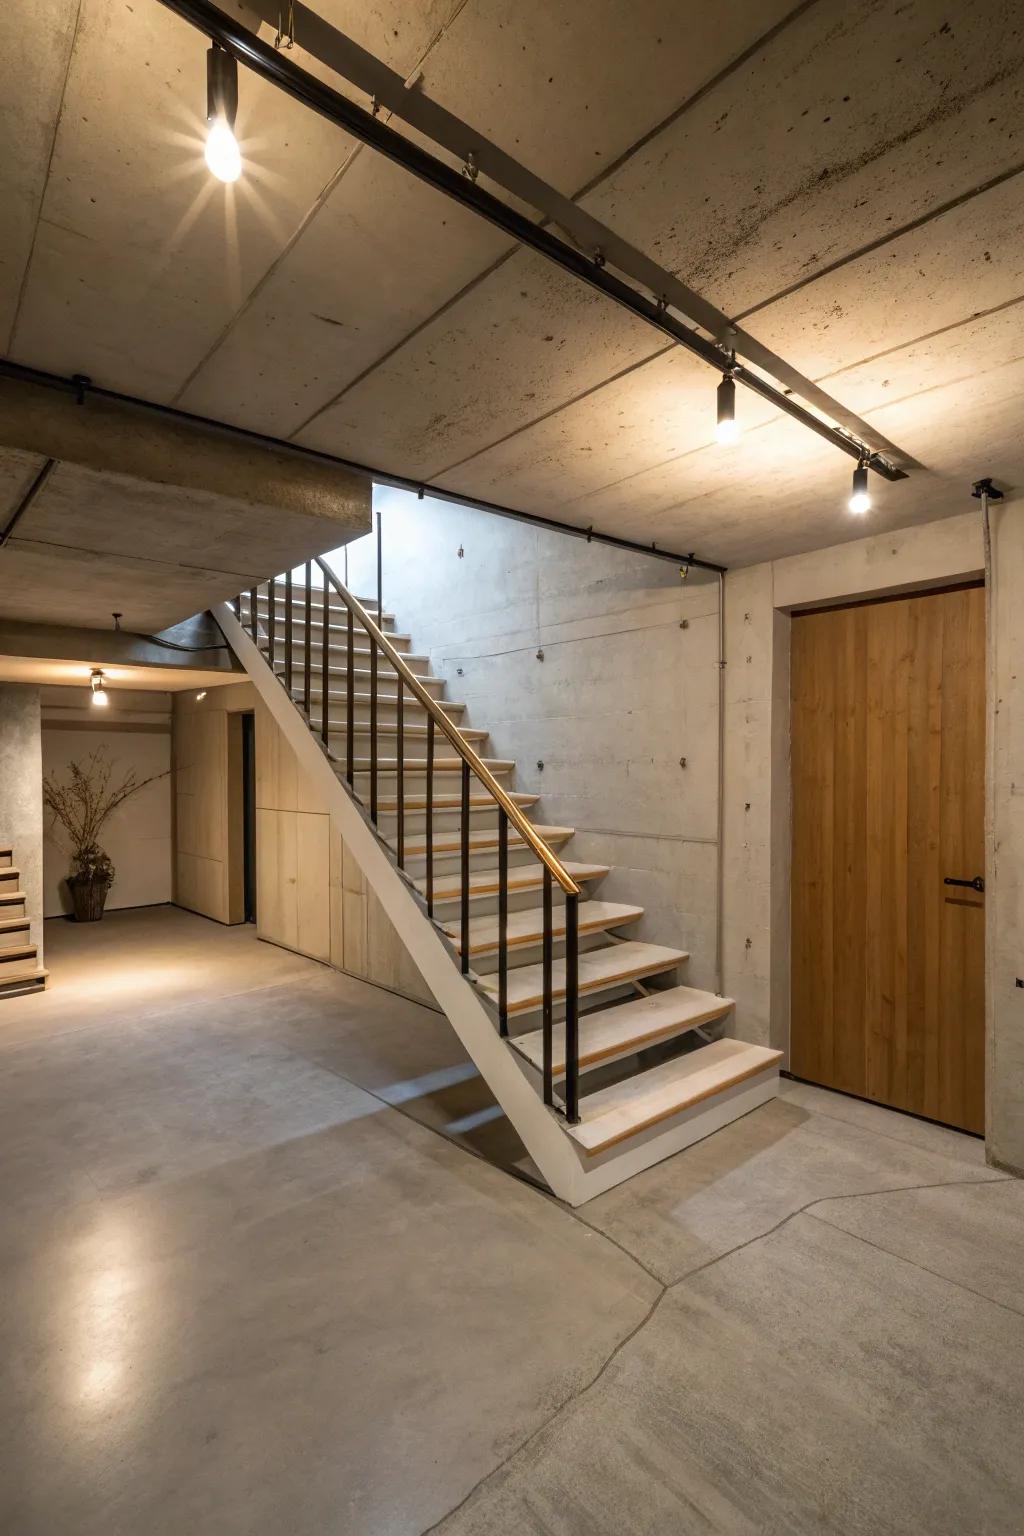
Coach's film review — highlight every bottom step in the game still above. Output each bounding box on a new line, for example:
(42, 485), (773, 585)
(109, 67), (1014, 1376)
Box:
(0, 966), (48, 998)
(565, 1038), (782, 1155)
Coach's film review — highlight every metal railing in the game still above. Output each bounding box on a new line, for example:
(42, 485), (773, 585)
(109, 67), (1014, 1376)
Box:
(233, 556), (582, 1122)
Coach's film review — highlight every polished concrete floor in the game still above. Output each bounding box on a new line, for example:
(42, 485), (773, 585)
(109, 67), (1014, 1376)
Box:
(1, 906), (1021, 1535)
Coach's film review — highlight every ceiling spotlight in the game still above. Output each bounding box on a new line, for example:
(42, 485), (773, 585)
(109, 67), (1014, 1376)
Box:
(205, 43), (241, 182)
(848, 459), (872, 515)
(716, 373), (739, 445)
(90, 669), (109, 707)
(195, 690), (207, 702)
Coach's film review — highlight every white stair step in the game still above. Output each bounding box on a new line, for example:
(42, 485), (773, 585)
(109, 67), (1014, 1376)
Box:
(445, 899), (643, 958)
(418, 860), (609, 904)
(0, 889), (26, 906)
(312, 695), (466, 720)
(479, 939), (687, 1017)
(398, 824), (573, 860)
(565, 1038), (783, 1155)
(298, 674), (446, 698)
(512, 985), (734, 1076)
(353, 757), (514, 777)
(376, 790), (537, 815)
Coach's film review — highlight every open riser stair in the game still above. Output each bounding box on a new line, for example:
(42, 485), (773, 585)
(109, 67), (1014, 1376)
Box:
(222, 570), (780, 1203)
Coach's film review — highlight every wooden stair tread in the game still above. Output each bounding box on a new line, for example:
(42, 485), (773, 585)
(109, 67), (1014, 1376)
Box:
(446, 899), (643, 957)
(512, 985), (734, 1075)
(416, 861), (609, 902)
(317, 696), (466, 716)
(376, 791), (537, 814)
(353, 758), (514, 774)
(565, 1039), (783, 1154)
(0, 916), (30, 933)
(478, 940), (687, 1015)
(0, 966), (48, 989)
(0, 944), (38, 962)
(399, 824), (573, 858)
(331, 723), (487, 741)
(0, 867), (22, 879)
(0, 890), (26, 904)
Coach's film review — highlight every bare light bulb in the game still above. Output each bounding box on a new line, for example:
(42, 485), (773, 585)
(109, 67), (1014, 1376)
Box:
(90, 670), (109, 707)
(205, 118), (241, 182)
(848, 462), (872, 515)
(716, 374), (739, 445)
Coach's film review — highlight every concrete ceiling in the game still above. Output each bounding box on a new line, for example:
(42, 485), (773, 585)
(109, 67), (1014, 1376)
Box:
(2, 0), (1022, 571)
(0, 655), (238, 693)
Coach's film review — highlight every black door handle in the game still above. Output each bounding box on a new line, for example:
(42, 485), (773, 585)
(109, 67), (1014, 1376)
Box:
(944, 875), (985, 893)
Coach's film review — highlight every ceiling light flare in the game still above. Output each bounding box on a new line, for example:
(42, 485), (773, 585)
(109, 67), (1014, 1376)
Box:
(90, 670), (109, 707)
(849, 460), (872, 515)
(205, 43), (241, 182)
(715, 373), (739, 445)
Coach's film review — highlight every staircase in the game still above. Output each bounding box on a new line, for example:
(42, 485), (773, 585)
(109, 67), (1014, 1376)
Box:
(0, 845), (46, 997)
(219, 567), (780, 1203)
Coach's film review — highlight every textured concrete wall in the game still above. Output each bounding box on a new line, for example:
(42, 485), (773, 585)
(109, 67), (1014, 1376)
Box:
(346, 487), (722, 989)
(987, 501), (1024, 1174)
(0, 684), (43, 962)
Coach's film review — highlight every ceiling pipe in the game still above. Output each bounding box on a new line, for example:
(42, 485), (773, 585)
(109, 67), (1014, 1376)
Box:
(0, 358), (726, 574)
(153, 0), (908, 485)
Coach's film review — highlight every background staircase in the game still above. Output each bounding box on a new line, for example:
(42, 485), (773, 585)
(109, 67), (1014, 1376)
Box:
(224, 573), (780, 1200)
(0, 845), (46, 998)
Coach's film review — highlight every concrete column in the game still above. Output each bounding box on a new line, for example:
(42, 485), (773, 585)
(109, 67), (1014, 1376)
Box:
(986, 500), (1024, 1174)
(0, 684), (44, 964)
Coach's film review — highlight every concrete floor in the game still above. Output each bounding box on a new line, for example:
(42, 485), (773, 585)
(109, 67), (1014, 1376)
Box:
(1, 907), (1021, 1535)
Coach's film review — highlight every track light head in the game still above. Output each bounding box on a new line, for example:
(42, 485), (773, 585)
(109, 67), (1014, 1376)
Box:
(205, 44), (241, 182)
(715, 373), (739, 445)
(848, 460), (872, 515)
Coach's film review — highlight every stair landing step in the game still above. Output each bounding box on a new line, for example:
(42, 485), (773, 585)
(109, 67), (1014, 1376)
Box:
(479, 940), (687, 1017)
(416, 861), (609, 903)
(398, 824), (573, 860)
(565, 1038), (782, 1155)
(447, 899), (643, 957)
(512, 985), (734, 1077)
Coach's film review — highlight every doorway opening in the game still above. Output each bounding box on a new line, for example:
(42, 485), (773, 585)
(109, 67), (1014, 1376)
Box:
(789, 583), (985, 1134)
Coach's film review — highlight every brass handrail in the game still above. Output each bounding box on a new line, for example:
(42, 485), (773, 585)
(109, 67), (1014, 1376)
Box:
(315, 557), (580, 896)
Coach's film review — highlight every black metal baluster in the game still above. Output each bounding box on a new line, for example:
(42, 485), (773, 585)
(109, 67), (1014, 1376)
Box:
(498, 811), (508, 1037)
(426, 715), (435, 917)
(249, 586), (258, 640)
(542, 867), (553, 1106)
(376, 505), (382, 629)
(564, 892), (580, 1124)
(320, 580), (329, 748)
(396, 679), (404, 867)
(369, 626), (378, 824)
(284, 568), (293, 695)
(346, 607), (354, 786)
(460, 760), (470, 975)
(303, 561), (312, 716)
(231, 593), (240, 618)
(267, 577), (277, 671)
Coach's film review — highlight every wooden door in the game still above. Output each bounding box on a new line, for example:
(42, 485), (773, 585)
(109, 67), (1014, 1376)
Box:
(790, 585), (985, 1133)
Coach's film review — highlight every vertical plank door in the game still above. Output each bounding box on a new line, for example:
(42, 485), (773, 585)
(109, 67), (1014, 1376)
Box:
(790, 585), (985, 1133)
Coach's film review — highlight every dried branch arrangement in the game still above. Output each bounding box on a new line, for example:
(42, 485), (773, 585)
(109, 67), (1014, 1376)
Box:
(43, 748), (169, 885)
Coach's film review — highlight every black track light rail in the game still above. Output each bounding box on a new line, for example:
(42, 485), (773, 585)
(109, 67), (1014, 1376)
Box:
(153, 0), (907, 485)
(0, 357), (726, 574)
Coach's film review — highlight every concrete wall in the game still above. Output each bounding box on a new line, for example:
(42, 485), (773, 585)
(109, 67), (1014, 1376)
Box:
(172, 682), (252, 925)
(0, 683), (43, 963)
(344, 486), (722, 989)
(40, 687), (172, 916)
(986, 499), (1024, 1176)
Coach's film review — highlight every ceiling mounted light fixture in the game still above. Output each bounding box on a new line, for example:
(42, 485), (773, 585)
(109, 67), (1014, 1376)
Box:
(90, 669), (109, 707)
(848, 457), (872, 515)
(205, 42), (241, 182)
(715, 372), (739, 445)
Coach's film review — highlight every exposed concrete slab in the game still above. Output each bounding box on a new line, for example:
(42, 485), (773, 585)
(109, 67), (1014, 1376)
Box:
(436, 1201), (1024, 1535)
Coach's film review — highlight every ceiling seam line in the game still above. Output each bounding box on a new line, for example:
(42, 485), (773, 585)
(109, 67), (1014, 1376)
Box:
(733, 160), (1024, 325)
(170, 0), (476, 406)
(9, 533), (262, 580)
(287, 0), (826, 441)
(6, 0), (84, 355)
(431, 288), (1024, 510)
